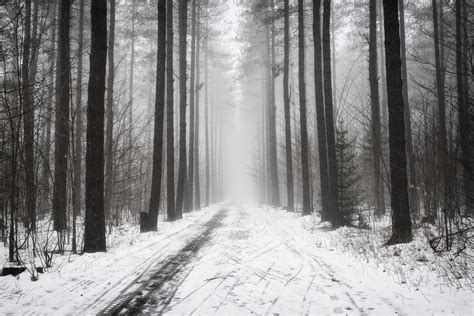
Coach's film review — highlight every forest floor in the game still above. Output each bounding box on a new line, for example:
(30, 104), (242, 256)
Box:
(0, 204), (472, 314)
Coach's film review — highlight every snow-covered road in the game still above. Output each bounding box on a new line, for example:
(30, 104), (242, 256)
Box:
(1, 204), (471, 315)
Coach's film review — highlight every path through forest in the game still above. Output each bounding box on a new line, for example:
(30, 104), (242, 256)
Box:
(105, 206), (471, 315)
(1, 205), (470, 314)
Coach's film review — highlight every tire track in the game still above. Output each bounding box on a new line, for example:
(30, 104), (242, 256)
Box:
(99, 209), (228, 315)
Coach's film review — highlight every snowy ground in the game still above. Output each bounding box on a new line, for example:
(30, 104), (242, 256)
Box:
(1, 204), (472, 314)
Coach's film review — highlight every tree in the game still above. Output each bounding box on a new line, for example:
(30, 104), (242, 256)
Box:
(298, 0), (311, 216)
(323, 0), (342, 226)
(268, 0), (280, 207)
(166, 0), (176, 221)
(431, 0), (448, 215)
(204, 1), (210, 207)
(175, 0), (188, 219)
(335, 122), (363, 227)
(283, 0), (294, 212)
(84, 0), (108, 253)
(313, 0), (330, 220)
(144, 0), (166, 232)
(185, 0), (197, 213)
(382, 0), (412, 245)
(369, 0), (384, 217)
(194, 1), (201, 210)
(456, 0), (473, 215)
(399, 0), (418, 215)
(72, 0), (85, 254)
(104, 0), (116, 225)
(21, 0), (35, 232)
(53, 0), (71, 241)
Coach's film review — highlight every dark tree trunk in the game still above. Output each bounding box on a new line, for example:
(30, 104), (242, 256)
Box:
(166, 0), (176, 221)
(313, 0), (330, 221)
(22, 0), (35, 231)
(145, 0), (166, 232)
(72, 0), (85, 254)
(175, 0), (188, 219)
(84, 0), (107, 253)
(399, 0), (418, 215)
(382, 0), (412, 245)
(298, 0), (311, 216)
(268, 0), (280, 207)
(456, 0), (473, 215)
(194, 2), (201, 210)
(185, 0), (197, 213)
(53, 0), (71, 234)
(369, 0), (384, 217)
(104, 0), (116, 226)
(283, 0), (294, 212)
(432, 0), (448, 214)
(323, 0), (342, 226)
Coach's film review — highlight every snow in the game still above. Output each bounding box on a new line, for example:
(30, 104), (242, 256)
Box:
(1, 204), (472, 315)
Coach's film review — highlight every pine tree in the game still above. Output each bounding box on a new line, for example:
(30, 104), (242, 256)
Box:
(335, 122), (364, 227)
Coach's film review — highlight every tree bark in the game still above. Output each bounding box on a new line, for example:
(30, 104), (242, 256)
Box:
(72, 0), (85, 254)
(369, 0), (384, 217)
(283, 0), (294, 212)
(166, 0), (176, 221)
(194, 2), (201, 210)
(456, 0), (473, 215)
(104, 0), (116, 226)
(204, 2), (210, 207)
(432, 0), (448, 214)
(145, 0), (166, 232)
(175, 0), (188, 219)
(313, 0), (330, 221)
(84, 0), (107, 253)
(298, 0), (311, 216)
(53, 0), (71, 234)
(323, 0), (342, 226)
(382, 0), (412, 245)
(21, 0), (35, 232)
(399, 0), (418, 215)
(268, 0), (280, 207)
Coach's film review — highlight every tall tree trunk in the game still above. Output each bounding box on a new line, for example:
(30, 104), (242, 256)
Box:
(283, 0), (294, 212)
(175, 0), (188, 219)
(53, 0), (71, 236)
(145, 0), (166, 232)
(185, 0), (197, 213)
(128, 0), (136, 215)
(298, 0), (311, 216)
(104, 0), (116, 226)
(40, 2), (57, 213)
(268, 0), (280, 207)
(194, 2), (201, 210)
(204, 3), (210, 208)
(369, 0), (384, 217)
(22, 0), (36, 232)
(323, 0), (341, 226)
(72, 0), (85, 254)
(264, 28), (272, 203)
(399, 0), (418, 215)
(432, 0), (448, 215)
(456, 0), (473, 215)
(382, 0), (412, 245)
(84, 0), (107, 253)
(166, 0), (176, 221)
(313, 0), (330, 221)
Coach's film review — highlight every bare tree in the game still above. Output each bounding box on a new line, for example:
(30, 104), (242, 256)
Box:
(382, 0), (412, 245)
(84, 0), (108, 253)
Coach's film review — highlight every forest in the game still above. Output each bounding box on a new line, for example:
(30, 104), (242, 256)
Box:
(0, 0), (473, 314)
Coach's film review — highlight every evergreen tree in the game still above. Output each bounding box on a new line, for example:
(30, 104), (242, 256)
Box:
(335, 122), (364, 227)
